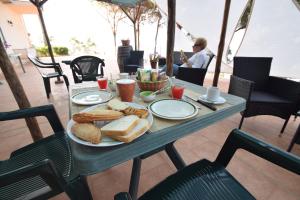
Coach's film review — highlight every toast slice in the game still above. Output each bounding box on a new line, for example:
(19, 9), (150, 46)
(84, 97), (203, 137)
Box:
(109, 119), (149, 143)
(108, 99), (129, 111)
(101, 115), (139, 136)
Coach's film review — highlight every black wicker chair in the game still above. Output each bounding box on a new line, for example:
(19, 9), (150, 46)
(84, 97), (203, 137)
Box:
(229, 57), (300, 134)
(115, 129), (300, 200)
(123, 51), (144, 73)
(0, 105), (92, 200)
(70, 55), (105, 83)
(27, 54), (69, 98)
(176, 51), (214, 86)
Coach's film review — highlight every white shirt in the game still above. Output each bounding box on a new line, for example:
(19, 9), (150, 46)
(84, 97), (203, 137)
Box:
(181, 49), (209, 69)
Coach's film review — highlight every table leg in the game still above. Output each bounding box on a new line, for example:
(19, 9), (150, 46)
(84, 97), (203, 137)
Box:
(165, 142), (186, 170)
(17, 56), (26, 73)
(129, 157), (142, 200)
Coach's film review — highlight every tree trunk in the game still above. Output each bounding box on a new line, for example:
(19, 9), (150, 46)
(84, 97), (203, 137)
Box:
(154, 17), (161, 54)
(213, 0), (231, 87)
(166, 0), (176, 76)
(0, 38), (43, 141)
(133, 22), (138, 50)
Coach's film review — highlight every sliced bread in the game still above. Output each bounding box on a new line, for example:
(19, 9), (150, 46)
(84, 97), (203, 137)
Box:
(109, 119), (149, 143)
(108, 99), (129, 111)
(101, 115), (139, 136)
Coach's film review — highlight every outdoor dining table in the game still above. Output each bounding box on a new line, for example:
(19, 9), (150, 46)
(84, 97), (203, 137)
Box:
(68, 79), (246, 197)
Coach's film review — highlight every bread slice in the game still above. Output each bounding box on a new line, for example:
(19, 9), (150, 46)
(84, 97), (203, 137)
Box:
(109, 119), (149, 143)
(101, 115), (139, 136)
(108, 99), (129, 111)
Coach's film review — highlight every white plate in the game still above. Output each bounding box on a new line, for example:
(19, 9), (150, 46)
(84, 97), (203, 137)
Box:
(149, 99), (198, 120)
(199, 95), (226, 104)
(67, 102), (153, 147)
(71, 90), (113, 105)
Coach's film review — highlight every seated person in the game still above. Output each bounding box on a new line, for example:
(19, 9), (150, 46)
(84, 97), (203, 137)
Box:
(161, 37), (209, 76)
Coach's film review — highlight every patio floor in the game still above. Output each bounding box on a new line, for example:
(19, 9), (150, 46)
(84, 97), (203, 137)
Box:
(0, 60), (299, 200)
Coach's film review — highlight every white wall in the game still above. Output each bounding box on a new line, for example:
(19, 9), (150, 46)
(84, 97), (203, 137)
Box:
(0, 2), (31, 51)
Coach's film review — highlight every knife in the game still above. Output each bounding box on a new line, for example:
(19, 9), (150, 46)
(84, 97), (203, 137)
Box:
(184, 95), (217, 111)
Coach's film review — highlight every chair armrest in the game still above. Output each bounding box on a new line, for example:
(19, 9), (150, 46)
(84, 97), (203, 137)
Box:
(268, 76), (300, 103)
(0, 159), (67, 190)
(228, 75), (254, 101)
(0, 105), (64, 133)
(37, 59), (60, 67)
(215, 129), (300, 175)
(114, 192), (132, 200)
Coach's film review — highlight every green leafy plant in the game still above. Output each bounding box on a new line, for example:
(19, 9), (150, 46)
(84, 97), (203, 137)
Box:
(53, 47), (69, 55)
(36, 46), (49, 57)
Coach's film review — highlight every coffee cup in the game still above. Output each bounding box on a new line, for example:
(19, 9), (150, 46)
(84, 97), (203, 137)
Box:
(117, 79), (135, 102)
(119, 73), (129, 79)
(206, 86), (220, 102)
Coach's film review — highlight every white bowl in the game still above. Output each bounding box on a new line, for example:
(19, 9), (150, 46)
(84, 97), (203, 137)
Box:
(140, 91), (156, 102)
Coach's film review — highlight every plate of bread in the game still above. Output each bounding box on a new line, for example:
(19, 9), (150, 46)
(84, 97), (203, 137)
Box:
(67, 99), (153, 147)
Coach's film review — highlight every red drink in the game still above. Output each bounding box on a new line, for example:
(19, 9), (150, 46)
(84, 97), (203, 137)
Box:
(97, 77), (108, 90)
(172, 85), (184, 99)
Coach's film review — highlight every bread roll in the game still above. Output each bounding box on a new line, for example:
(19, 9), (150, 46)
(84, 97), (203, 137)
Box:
(73, 110), (123, 123)
(71, 123), (101, 144)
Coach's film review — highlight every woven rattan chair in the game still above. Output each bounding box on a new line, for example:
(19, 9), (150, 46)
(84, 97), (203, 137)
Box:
(123, 51), (144, 73)
(229, 57), (300, 134)
(70, 55), (105, 83)
(176, 51), (214, 86)
(27, 54), (69, 98)
(115, 129), (300, 200)
(0, 105), (92, 200)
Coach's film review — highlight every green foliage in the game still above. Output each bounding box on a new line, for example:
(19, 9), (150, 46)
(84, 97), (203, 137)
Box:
(36, 46), (49, 57)
(70, 38), (97, 54)
(35, 46), (69, 57)
(53, 47), (69, 55)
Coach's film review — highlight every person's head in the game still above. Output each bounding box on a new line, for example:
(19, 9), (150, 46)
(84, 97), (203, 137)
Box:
(192, 37), (207, 53)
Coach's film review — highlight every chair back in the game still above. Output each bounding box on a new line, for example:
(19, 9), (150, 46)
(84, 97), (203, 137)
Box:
(70, 56), (105, 83)
(202, 50), (215, 69)
(125, 51), (144, 66)
(27, 54), (63, 75)
(233, 57), (272, 90)
(177, 67), (207, 86)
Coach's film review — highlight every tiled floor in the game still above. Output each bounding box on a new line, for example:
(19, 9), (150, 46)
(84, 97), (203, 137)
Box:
(0, 61), (299, 200)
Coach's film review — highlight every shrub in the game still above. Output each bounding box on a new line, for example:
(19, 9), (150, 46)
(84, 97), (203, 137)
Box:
(53, 46), (69, 55)
(36, 46), (49, 57)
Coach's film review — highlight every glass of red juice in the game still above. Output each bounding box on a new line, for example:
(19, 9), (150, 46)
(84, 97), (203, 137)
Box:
(97, 77), (108, 90)
(172, 85), (185, 99)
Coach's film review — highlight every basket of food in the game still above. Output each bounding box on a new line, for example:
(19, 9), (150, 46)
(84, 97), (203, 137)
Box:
(136, 69), (169, 91)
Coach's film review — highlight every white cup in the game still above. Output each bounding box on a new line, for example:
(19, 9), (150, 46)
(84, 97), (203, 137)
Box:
(119, 73), (129, 79)
(206, 86), (220, 102)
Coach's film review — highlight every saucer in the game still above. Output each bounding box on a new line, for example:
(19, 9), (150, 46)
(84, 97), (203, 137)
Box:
(199, 94), (226, 104)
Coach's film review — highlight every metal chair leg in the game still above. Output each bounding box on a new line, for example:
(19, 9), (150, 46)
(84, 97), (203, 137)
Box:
(239, 115), (245, 129)
(280, 117), (290, 136)
(287, 124), (300, 152)
(62, 75), (69, 90)
(43, 78), (51, 98)
(129, 157), (142, 200)
(165, 142), (186, 170)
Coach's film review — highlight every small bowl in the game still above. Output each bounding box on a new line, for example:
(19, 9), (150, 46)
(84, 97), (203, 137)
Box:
(140, 91), (156, 102)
